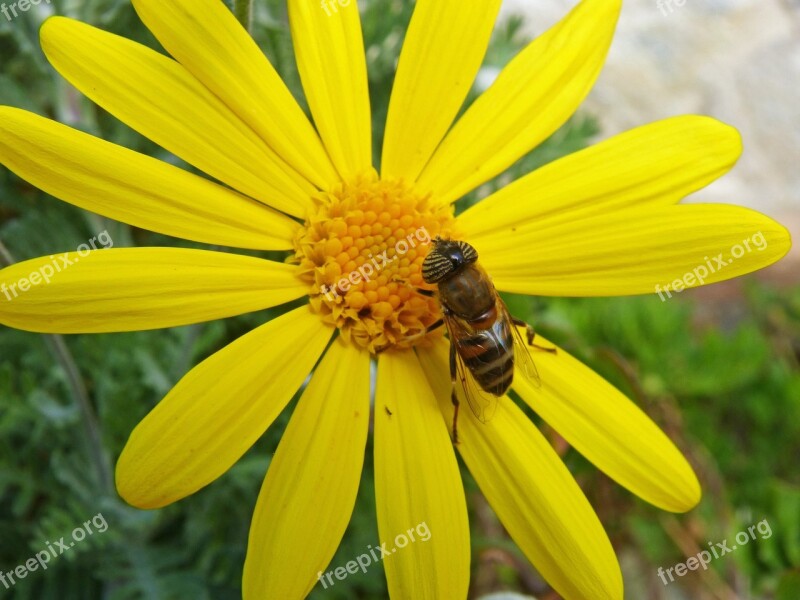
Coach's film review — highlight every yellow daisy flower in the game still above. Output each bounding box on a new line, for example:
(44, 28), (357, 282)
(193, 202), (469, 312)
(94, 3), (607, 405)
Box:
(0, 0), (791, 598)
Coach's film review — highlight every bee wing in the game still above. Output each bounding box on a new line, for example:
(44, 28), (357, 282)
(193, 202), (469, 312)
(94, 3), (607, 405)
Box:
(443, 312), (501, 424)
(497, 299), (542, 388)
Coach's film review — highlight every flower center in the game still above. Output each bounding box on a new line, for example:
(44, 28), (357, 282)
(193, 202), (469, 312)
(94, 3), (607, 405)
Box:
(292, 171), (457, 353)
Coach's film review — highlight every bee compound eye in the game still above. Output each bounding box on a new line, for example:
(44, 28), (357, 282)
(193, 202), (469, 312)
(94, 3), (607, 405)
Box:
(422, 250), (455, 283)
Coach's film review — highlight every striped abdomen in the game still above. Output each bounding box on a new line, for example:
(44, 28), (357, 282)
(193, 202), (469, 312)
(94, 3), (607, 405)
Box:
(457, 304), (515, 396)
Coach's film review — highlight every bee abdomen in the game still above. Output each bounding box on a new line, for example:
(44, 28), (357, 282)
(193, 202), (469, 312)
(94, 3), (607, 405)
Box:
(463, 341), (515, 396)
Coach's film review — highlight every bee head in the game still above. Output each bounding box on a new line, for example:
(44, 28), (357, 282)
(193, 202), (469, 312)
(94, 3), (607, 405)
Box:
(421, 237), (479, 284)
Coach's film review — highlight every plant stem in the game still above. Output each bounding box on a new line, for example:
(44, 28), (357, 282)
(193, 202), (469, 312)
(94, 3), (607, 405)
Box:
(0, 240), (13, 266)
(0, 240), (114, 495)
(233, 0), (253, 33)
(45, 335), (114, 494)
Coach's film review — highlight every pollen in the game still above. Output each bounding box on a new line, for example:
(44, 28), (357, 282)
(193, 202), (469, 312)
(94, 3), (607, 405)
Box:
(292, 171), (457, 353)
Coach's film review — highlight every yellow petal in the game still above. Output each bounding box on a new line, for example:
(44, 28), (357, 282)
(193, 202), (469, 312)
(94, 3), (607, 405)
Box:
(41, 16), (315, 218)
(476, 205), (791, 297)
(131, 0), (339, 190)
(116, 306), (332, 509)
(374, 350), (470, 599)
(243, 338), (370, 600)
(0, 248), (306, 333)
(0, 107), (297, 250)
(458, 116), (743, 238)
(418, 340), (622, 600)
(381, 0), (502, 182)
(288, 0), (371, 181)
(419, 0), (621, 205)
(513, 335), (700, 512)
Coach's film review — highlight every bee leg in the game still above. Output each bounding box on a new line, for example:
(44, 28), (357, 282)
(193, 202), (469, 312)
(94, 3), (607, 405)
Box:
(389, 276), (435, 297)
(449, 341), (460, 444)
(395, 317), (444, 348)
(511, 317), (557, 354)
(426, 318), (444, 333)
(451, 393), (460, 445)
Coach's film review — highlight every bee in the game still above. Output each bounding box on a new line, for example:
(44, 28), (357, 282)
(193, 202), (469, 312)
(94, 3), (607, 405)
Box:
(420, 237), (555, 443)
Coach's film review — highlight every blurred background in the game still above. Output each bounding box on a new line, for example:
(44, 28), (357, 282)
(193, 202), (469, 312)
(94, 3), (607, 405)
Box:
(0, 0), (798, 599)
